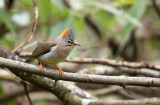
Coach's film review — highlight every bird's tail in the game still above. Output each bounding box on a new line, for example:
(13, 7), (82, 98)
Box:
(25, 57), (31, 63)
(25, 57), (35, 63)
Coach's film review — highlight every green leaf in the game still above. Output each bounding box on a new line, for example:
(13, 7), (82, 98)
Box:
(114, 0), (136, 6)
(86, 1), (142, 27)
(128, 0), (147, 19)
(49, 16), (76, 38)
(0, 9), (15, 34)
(118, 0), (147, 53)
(38, 0), (53, 22)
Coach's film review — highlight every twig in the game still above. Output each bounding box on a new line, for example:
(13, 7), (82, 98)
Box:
(88, 86), (122, 96)
(65, 58), (160, 72)
(117, 67), (160, 77)
(1, 57), (160, 87)
(78, 65), (160, 78)
(12, 0), (39, 53)
(21, 81), (33, 105)
(0, 86), (35, 103)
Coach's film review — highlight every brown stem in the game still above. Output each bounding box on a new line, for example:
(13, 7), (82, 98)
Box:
(65, 58), (160, 72)
(12, 0), (39, 53)
(0, 57), (160, 87)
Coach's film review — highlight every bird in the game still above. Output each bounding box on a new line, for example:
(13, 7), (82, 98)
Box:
(26, 28), (81, 76)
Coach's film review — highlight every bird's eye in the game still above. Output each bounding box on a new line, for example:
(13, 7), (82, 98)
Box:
(68, 40), (71, 43)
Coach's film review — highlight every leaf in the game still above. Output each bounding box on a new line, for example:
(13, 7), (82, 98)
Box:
(38, 0), (53, 22)
(118, 0), (147, 53)
(85, 0), (142, 27)
(114, 0), (136, 6)
(0, 9), (15, 34)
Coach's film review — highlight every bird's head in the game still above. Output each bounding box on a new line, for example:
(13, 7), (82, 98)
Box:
(60, 28), (81, 47)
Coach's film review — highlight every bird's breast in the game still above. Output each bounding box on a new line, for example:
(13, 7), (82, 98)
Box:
(38, 45), (73, 64)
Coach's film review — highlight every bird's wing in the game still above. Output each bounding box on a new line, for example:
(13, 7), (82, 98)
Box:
(30, 41), (57, 58)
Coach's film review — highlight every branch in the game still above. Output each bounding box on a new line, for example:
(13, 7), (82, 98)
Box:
(1, 57), (160, 87)
(87, 98), (160, 105)
(1, 46), (97, 104)
(1, 47), (160, 105)
(13, 71), (96, 105)
(13, 68), (160, 105)
(65, 58), (160, 72)
(19, 52), (160, 77)
(78, 66), (160, 77)
(12, 0), (39, 53)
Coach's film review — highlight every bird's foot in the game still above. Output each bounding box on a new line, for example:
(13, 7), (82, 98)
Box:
(53, 64), (64, 77)
(40, 62), (44, 72)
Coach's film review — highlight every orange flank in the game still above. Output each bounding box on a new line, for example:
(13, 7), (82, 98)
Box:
(61, 28), (69, 39)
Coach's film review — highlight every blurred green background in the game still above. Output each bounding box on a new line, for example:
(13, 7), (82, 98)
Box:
(0, 0), (160, 105)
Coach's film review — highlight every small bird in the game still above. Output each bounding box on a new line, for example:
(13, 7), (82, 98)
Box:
(26, 28), (81, 76)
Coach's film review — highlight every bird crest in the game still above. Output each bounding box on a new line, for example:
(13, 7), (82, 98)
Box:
(61, 28), (69, 39)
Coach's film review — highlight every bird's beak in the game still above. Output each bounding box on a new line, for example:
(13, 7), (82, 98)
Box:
(74, 42), (81, 46)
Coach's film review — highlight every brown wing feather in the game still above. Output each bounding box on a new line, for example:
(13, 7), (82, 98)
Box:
(30, 40), (57, 58)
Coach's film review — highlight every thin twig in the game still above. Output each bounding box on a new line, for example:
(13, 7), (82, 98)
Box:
(65, 58), (160, 72)
(21, 81), (33, 105)
(0, 86), (35, 102)
(88, 86), (122, 96)
(12, 0), (39, 53)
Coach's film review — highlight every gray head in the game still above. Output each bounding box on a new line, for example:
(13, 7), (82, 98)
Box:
(60, 28), (81, 46)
